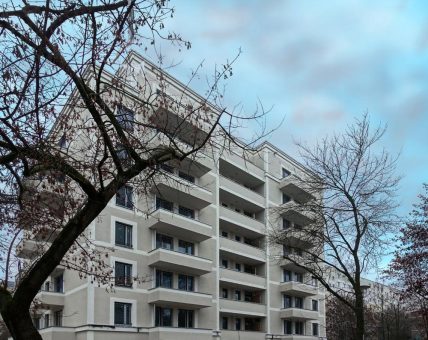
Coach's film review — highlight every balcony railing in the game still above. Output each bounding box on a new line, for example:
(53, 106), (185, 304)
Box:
(219, 175), (264, 197)
(153, 207), (211, 228)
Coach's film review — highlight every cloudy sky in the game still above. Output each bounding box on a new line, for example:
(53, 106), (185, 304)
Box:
(152, 1), (428, 223)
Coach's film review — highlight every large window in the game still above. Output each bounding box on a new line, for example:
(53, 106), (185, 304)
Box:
(54, 311), (62, 327)
(116, 105), (135, 132)
(178, 240), (194, 255)
(284, 295), (292, 308)
(178, 274), (194, 291)
(283, 270), (292, 282)
(178, 309), (194, 328)
(295, 272), (303, 283)
(116, 185), (133, 209)
(235, 318), (241, 331)
(284, 320), (292, 335)
(156, 233), (173, 250)
(114, 302), (132, 326)
(244, 318), (261, 331)
(313, 323), (319, 336)
(115, 262), (132, 287)
(295, 321), (304, 335)
(156, 197), (173, 211)
(115, 221), (132, 248)
(155, 306), (172, 327)
(312, 300), (319, 311)
(295, 296), (303, 309)
(178, 205), (195, 219)
(221, 316), (228, 330)
(156, 270), (173, 288)
(54, 274), (63, 293)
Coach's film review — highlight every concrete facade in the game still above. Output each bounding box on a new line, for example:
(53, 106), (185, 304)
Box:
(19, 52), (326, 340)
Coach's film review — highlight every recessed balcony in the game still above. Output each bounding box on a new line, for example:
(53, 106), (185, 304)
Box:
(147, 287), (212, 308)
(219, 298), (266, 317)
(279, 281), (318, 296)
(279, 174), (315, 204)
(280, 307), (319, 320)
(281, 201), (314, 226)
(148, 248), (212, 275)
(219, 237), (265, 263)
(219, 268), (266, 290)
(148, 209), (212, 242)
(219, 206), (265, 236)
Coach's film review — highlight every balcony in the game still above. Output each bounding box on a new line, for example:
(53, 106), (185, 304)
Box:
(279, 281), (318, 296)
(280, 308), (319, 320)
(147, 287), (212, 308)
(151, 173), (213, 210)
(219, 152), (264, 181)
(219, 176), (265, 208)
(148, 209), (212, 242)
(220, 330), (265, 340)
(16, 239), (43, 259)
(219, 268), (266, 289)
(148, 248), (212, 275)
(219, 298), (266, 316)
(219, 237), (265, 263)
(36, 290), (65, 308)
(279, 174), (315, 204)
(220, 206), (265, 236)
(282, 229), (315, 249)
(281, 201), (314, 226)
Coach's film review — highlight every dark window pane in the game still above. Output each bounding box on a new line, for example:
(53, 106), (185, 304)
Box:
(284, 295), (292, 308)
(115, 221), (132, 247)
(156, 234), (173, 250)
(156, 197), (173, 211)
(178, 206), (195, 219)
(116, 186), (133, 209)
(282, 168), (291, 178)
(282, 193), (291, 203)
(178, 171), (195, 183)
(235, 318), (241, 331)
(313, 323), (319, 336)
(156, 270), (173, 288)
(178, 240), (194, 255)
(160, 163), (174, 173)
(114, 302), (131, 325)
(115, 262), (132, 287)
(284, 320), (292, 334)
(222, 288), (228, 298)
(116, 105), (135, 132)
(222, 317), (228, 330)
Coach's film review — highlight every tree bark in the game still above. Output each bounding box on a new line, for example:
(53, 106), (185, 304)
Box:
(355, 289), (366, 340)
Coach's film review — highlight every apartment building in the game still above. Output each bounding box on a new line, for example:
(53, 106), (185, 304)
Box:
(16, 52), (326, 340)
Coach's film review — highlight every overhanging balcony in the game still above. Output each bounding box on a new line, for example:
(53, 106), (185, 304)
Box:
(16, 239), (43, 259)
(279, 281), (318, 296)
(282, 229), (315, 249)
(219, 237), (265, 263)
(147, 287), (212, 308)
(151, 174), (213, 210)
(219, 206), (265, 236)
(148, 248), (212, 275)
(279, 174), (315, 204)
(219, 152), (265, 181)
(148, 209), (212, 242)
(281, 201), (314, 226)
(36, 291), (65, 309)
(219, 268), (266, 289)
(219, 176), (265, 208)
(280, 308), (319, 320)
(219, 298), (266, 317)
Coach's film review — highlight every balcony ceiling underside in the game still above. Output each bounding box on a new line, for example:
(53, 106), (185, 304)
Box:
(152, 182), (212, 210)
(149, 218), (212, 242)
(219, 219), (265, 239)
(219, 247), (265, 265)
(280, 181), (314, 204)
(219, 159), (264, 187)
(220, 189), (264, 213)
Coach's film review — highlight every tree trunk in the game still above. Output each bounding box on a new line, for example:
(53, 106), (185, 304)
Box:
(1, 302), (42, 340)
(355, 291), (365, 340)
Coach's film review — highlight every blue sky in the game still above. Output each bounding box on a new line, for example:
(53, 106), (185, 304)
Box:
(154, 0), (428, 219)
(150, 1), (428, 276)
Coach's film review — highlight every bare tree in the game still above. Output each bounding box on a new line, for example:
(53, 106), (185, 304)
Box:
(0, 1), (269, 339)
(269, 114), (400, 340)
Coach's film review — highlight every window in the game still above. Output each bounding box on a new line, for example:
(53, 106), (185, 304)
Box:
(115, 221), (133, 248)
(284, 320), (292, 334)
(284, 295), (292, 308)
(222, 288), (228, 299)
(221, 316), (228, 330)
(295, 321), (304, 335)
(311, 276), (318, 287)
(283, 245), (291, 256)
(160, 163), (174, 173)
(244, 265), (256, 275)
(178, 206), (195, 219)
(54, 311), (62, 327)
(178, 171), (195, 183)
(58, 134), (67, 148)
(244, 318), (261, 331)
(178, 274), (194, 291)
(312, 300), (319, 311)
(221, 231), (228, 238)
(44, 314), (49, 328)
(294, 223), (302, 230)
(295, 248), (303, 256)
(116, 143), (130, 164)
(44, 281), (50, 292)
(155, 306), (172, 327)
(156, 270), (173, 288)
(156, 233), (173, 250)
(295, 296), (303, 309)
(115, 262), (132, 287)
(283, 270), (292, 282)
(178, 309), (194, 328)
(221, 259), (228, 268)
(282, 168), (291, 178)
(54, 274), (63, 293)
(244, 291), (254, 302)
(282, 193), (291, 204)
(116, 185), (133, 209)
(178, 240), (194, 255)
(235, 318), (241, 331)
(116, 105), (135, 132)
(243, 210), (253, 218)
(114, 302), (132, 326)
(235, 263), (241, 272)
(156, 197), (173, 211)
(235, 235), (241, 242)
(295, 272), (303, 283)
(234, 290), (241, 301)
(313, 323), (319, 336)
(283, 218), (291, 229)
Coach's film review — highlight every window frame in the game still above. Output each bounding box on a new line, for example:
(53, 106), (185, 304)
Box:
(115, 221), (133, 248)
(116, 185), (134, 210)
(114, 261), (133, 288)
